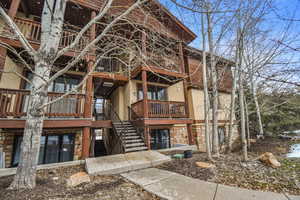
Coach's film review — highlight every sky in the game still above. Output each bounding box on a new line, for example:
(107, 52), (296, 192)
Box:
(158, 0), (300, 89)
(159, 0), (300, 49)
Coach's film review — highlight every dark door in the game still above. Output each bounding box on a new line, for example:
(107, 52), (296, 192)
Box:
(150, 129), (170, 150)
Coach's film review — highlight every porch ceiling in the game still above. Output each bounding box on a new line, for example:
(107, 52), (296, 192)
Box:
(131, 66), (186, 85)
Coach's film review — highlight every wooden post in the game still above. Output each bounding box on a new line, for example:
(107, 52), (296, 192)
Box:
(179, 42), (194, 144)
(144, 126), (151, 149)
(142, 70), (148, 118)
(0, 0), (21, 81)
(82, 11), (96, 159)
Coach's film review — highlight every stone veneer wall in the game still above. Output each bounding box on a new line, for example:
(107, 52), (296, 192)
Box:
(192, 123), (240, 152)
(170, 124), (189, 147)
(0, 129), (83, 168)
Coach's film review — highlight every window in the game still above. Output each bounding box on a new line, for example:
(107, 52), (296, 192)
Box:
(12, 134), (75, 167)
(24, 73), (79, 93)
(150, 129), (170, 150)
(137, 85), (167, 101)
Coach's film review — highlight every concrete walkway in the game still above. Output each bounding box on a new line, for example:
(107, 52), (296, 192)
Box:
(121, 168), (300, 200)
(85, 151), (171, 175)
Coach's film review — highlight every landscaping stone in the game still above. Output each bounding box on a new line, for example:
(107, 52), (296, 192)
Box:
(66, 172), (91, 187)
(195, 161), (216, 168)
(259, 152), (281, 168)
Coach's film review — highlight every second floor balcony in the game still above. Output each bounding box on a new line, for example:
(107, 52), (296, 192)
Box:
(0, 17), (90, 52)
(131, 99), (187, 119)
(0, 88), (85, 118)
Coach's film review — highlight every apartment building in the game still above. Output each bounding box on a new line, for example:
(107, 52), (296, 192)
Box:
(0, 0), (237, 168)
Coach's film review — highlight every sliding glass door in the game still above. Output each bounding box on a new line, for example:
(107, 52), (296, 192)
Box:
(12, 134), (75, 167)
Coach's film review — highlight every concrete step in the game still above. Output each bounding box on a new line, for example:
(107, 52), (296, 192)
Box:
(125, 146), (148, 153)
(124, 136), (140, 140)
(124, 132), (138, 136)
(125, 142), (145, 148)
(124, 139), (143, 143)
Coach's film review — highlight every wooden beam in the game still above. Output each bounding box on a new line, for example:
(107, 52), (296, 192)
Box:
(0, 119), (92, 129)
(144, 126), (151, 149)
(8, 0), (21, 18)
(82, 11), (97, 159)
(144, 119), (193, 125)
(91, 120), (112, 128)
(142, 70), (149, 118)
(92, 72), (129, 82)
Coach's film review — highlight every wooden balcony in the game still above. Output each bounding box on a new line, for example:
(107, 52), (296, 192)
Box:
(0, 88), (85, 118)
(0, 17), (89, 52)
(131, 99), (187, 119)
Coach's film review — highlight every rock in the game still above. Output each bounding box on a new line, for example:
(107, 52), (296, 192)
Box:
(66, 172), (91, 187)
(259, 152), (281, 168)
(195, 162), (216, 169)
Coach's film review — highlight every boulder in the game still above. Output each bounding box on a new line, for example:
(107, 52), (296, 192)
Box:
(195, 162), (216, 169)
(259, 152), (281, 168)
(66, 172), (91, 187)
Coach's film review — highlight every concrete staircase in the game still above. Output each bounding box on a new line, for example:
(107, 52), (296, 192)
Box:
(112, 121), (148, 153)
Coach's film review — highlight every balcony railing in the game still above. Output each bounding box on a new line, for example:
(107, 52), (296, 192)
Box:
(0, 17), (89, 51)
(0, 88), (85, 118)
(131, 99), (187, 119)
(146, 52), (181, 73)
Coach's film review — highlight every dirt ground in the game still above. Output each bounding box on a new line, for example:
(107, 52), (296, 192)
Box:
(158, 137), (300, 195)
(0, 165), (159, 200)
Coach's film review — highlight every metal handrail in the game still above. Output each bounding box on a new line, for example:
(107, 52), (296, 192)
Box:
(106, 102), (129, 153)
(128, 106), (146, 145)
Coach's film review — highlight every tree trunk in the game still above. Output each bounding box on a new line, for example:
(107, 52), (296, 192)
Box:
(244, 96), (251, 148)
(9, 0), (67, 190)
(227, 31), (240, 152)
(251, 76), (264, 139)
(238, 38), (248, 161)
(206, 10), (219, 157)
(201, 12), (212, 160)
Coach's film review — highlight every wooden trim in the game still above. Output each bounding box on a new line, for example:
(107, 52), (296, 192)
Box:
(91, 120), (112, 128)
(144, 119), (193, 125)
(135, 80), (169, 87)
(193, 120), (237, 124)
(0, 119), (92, 129)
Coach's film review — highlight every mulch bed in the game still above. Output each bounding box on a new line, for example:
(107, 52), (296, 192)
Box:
(0, 165), (160, 200)
(157, 137), (300, 195)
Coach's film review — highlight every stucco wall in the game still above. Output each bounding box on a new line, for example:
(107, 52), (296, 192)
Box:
(188, 89), (232, 121)
(0, 56), (23, 89)
(167, 81), (185, 102)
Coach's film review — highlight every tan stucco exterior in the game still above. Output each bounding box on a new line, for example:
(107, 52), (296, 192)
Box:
(0, 56), (23, 89)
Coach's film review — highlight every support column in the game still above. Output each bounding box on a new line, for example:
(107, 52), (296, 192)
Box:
(0, 0), (21, 81)
(82, 11), (96, 159)
(144, 126), (151, 150)
(142, 70), (148, 118)
(179, 42), (194, 145)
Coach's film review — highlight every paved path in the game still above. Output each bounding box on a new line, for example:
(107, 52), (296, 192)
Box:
(85, 151), (171, 175)
(121, 168), (300, 200)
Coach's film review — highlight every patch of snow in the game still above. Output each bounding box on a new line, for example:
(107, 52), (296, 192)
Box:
(286, 144), (300, 158)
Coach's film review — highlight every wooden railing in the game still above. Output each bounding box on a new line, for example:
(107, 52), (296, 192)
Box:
(1, 17), (89, 51)
(131, 99), (187, 119)
(0, 88), (85, 118)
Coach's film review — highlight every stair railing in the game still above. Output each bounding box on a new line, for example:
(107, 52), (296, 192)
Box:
(128, 106), (147, 146)
(105, 102), (129, 153)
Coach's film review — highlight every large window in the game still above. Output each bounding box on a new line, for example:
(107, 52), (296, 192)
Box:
(12, 134), (75, 167)
(150, 129), (170, 150)
(138, 85), (167, 101)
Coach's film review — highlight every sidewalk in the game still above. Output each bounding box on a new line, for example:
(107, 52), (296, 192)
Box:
(121, 168), (299, 200)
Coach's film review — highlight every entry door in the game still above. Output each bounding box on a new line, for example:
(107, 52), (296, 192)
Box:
(94, 98), (105, 120)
